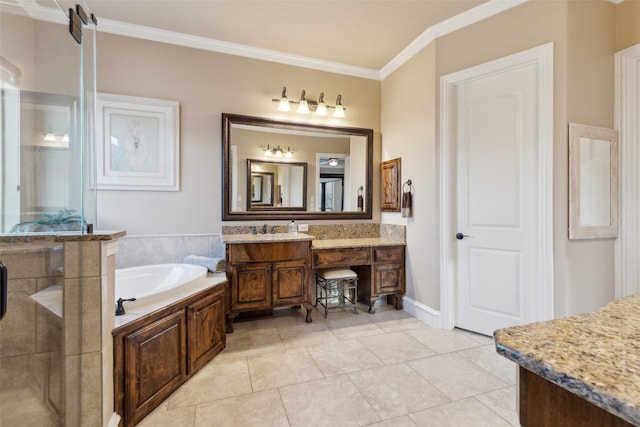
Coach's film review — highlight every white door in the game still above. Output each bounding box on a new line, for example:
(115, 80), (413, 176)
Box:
(450, 57), (549, 336)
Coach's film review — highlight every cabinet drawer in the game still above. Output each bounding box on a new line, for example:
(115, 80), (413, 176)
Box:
(313, 248), (370, 268)
(228, 241), (310, 263)
(373, 246), (405, 263)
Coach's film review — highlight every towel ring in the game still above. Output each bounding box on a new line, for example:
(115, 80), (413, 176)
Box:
(403, 180), (413, 192)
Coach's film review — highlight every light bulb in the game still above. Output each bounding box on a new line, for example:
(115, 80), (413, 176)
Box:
(264, 144), (272, 156)
(316, 92), (327, 116)
(297, 90), (309, 114)
(333, 95), (345, 118)
(278, 87), (290, 112)
(44, 132), (56, 142)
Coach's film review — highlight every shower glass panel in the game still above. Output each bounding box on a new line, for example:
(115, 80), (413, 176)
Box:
(0, 0), (97, 425)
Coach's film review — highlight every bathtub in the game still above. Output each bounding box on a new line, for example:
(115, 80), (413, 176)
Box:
(115, 263), (208, 304)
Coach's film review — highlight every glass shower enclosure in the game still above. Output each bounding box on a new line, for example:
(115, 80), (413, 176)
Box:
(1, 0), (97, 425)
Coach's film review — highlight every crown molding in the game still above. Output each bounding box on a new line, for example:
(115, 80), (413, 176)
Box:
(379, 0), (529, 79)
(17, 0), (530, 81)
(98, 18), (382, 80)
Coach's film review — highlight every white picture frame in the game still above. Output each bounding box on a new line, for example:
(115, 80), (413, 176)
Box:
(96, 93), (180, 191)
(568, 123), (619, 240)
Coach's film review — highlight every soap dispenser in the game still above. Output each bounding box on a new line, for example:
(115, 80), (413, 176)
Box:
(288, 220), (297, 235)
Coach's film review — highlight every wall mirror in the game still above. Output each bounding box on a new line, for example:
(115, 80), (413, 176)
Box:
(569, 123), (619, 239)
(222, 113), (373, 220)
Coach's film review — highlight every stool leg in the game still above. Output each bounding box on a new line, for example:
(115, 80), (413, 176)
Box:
(352, 279), (358, 313)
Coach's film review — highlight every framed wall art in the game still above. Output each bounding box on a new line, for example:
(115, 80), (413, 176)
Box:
(96, 93), (180, 191)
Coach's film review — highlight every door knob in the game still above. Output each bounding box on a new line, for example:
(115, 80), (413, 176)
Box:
(455, 233), (469, 240)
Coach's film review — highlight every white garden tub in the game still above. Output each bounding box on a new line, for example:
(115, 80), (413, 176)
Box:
(115, 263), (208, 305)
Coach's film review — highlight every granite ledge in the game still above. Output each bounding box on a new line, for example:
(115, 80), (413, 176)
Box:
(221, 232), (315, 244)
(312, 238), (405, 249)
(0, 230), (126, 243)
(494, 295), (640, 426)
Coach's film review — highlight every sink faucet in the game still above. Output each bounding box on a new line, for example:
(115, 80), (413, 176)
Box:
(262, 224), (268, 234)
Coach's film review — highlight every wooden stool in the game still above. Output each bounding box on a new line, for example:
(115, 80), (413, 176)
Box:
(315, 268), (358, 318)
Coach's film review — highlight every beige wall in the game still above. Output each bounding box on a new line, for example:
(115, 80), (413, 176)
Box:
(96, 33), (381, 234)
(381, 0), (627, 318)
(381, 45), (438, 307)
(616, 0), (640, 51)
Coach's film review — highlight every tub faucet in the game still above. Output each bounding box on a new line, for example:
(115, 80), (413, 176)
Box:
(115, 297), (137, 316)
(262, 224), (268, 234)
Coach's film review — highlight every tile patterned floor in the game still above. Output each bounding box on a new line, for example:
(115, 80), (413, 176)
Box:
(138, 305), (518, 427)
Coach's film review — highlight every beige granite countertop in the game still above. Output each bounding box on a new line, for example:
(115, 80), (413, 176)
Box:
(0, 230), (126, 243)
(312, 238), (405, 249)
(494, 295), (640, 425)
(221, 232), (315, 243)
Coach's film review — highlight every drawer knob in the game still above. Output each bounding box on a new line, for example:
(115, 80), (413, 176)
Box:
(387, 252), (392, 257)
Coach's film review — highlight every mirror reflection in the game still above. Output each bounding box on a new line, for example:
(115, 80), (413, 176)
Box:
(579, 137), (611, 227)
(247, 160), (307, 210)
(222, 114), (373, 220)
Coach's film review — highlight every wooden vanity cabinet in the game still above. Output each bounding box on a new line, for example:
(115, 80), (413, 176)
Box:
(226, 240), (313, 330)
(113, 283), (227, 427)
(312, 243), (406, 313)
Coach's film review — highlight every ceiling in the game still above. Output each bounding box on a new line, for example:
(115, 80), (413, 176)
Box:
(78, 0), (486, 74)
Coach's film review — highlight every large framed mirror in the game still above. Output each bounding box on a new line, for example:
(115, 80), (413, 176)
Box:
(569, 123), (619, 239)
(222, 113), (373, 220)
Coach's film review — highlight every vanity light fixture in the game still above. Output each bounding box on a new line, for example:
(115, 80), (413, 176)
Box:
(43, 132), (57, 142)
(272, 87), (345, 117)
(333, 95), (345, 118)
(316, 93), (328, 116)
(278, 87), (291, 112)
(264, 144), (292, 158)
(297, 90), (309, 114)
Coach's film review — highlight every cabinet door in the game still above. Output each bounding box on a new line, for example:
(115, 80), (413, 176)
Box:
(373, 263), (405, 294)
(272, 260), (308, 305)
(232, 262), (272, 310)
(187, 285), (226, 374)
(124, 310), (187, 426)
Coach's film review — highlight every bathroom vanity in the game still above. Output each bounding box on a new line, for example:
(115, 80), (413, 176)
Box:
(312, 238), (405, 313)
(494, 295), (640, 426)
(223, 233), (314, 331)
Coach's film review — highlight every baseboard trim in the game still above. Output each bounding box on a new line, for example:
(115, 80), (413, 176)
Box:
(402, 296), (442, 329)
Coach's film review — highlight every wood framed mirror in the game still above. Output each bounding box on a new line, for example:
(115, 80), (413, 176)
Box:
(569, 123), (619, 239)
(222, 113), (373, 221)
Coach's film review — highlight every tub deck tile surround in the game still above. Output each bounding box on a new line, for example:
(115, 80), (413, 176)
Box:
(494, 295), (640, 426)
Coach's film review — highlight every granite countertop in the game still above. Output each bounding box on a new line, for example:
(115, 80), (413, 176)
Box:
(0, 230), (126, 243)
(494, 295), (640, 425)
(221, 232), (315, 243)
(312, 238), (405, 249)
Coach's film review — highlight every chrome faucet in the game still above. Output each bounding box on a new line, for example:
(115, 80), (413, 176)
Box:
(262, 224), (268, 234)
